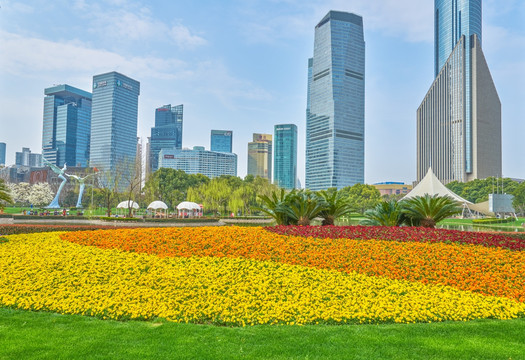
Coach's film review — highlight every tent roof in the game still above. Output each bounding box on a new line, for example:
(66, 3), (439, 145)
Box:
(147, 201), (168, 210)
(403, 168), (472, 204)
(116, 200), (140, 209)
(176, 201), (201, 210)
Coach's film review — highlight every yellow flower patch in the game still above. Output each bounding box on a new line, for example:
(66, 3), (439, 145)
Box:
(0, 232), (524, 325)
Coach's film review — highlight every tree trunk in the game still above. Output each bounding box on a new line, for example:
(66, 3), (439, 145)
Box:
(298, 217), (310, 226)
(420, 218), (436, 228)
(322, 215), (335, 226)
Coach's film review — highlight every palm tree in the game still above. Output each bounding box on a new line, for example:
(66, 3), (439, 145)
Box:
(401, 194), (462, 228)
(0, 179), (13, 210)
(361, 200), (407, 226)
(282, 189), (326, 226)
(256, 188), (295, 225)
(316, 189), (353, 225)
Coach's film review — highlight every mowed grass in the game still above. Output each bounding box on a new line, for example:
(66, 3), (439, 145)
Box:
(1, 308), (525, 360)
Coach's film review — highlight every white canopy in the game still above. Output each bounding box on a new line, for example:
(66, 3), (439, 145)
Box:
(147, 201), (168, 210)
(403, 168), (472, 204)
(176, 201), (201, 210)
(116, 200), (140, 209)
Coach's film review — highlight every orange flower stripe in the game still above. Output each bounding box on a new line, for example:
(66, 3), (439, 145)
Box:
(60, 226), (525, 303)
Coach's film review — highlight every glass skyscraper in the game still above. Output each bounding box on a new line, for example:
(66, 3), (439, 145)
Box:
(0, 143), (5, 166)
(210, 130), (233, 153)
(417, 0), (501, 183)
(247, 134), (272, 181)
(90, 72), (140, 173)
(42, 84), (92, 167)
(273, 124), (297, 189)
(306, 11), (365, 191)
(150, 104), (183, 172)
(434, 0), (482, 174)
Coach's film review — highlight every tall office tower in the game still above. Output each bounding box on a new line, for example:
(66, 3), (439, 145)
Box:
(211, 130), (233, 153)
(306, 11), (365, 191)
(159, 147), (237, 178)
(149, 104), (183, 172)
(0, 142), (5, 166)
(145, 137), (151, 178)
(417, 0), (501, 183)
(274, 124), (297, 189)
(90, 72), (140, 173)
(42, 85), (92, 167)
(247, 134), (272, 181)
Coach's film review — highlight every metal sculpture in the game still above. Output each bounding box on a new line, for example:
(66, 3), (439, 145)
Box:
(68, 173), (96, 208)
(44, 159), (68, 209)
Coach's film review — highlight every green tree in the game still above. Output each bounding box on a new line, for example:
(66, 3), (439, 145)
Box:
(340, 183), (381, 214)
(0, 179), (13, 210)
(255, 188), (292, 225)
(188, 177), (231, 215)
(361, 200), (407, 226)
(512, 182), (525, 216)
(316, 189), (353, 225)
(446, 177), (519, 203)
(401, 194), (462, 228)
(144, 168), (209, 209)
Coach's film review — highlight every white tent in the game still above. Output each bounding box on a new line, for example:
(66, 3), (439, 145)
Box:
(147, 201), (168, 210)
(147, 200), (168, 218)
(117, 200), (140, 209)
(115, 200), (140, 217)
(176, 201), (202, 217)
(403, 168), (472, 204)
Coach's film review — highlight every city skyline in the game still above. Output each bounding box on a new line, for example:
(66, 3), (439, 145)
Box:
(0, 1), (523, 183)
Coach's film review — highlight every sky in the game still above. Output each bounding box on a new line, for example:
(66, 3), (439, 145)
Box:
(0, 0), (524, 185)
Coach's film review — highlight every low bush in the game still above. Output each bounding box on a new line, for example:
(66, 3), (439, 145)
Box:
(472, 217), (515, 224)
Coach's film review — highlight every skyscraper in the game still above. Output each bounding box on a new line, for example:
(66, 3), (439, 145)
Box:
(89, 72), (140, 173)
(42, 84), (92, 167)
(211, 130), (233, 153)
(0, 143), (5, 166)
(149, 104), (183, 172)
(417, 0), (501, 183)
(306, 11), (365, 191)
(248, 134), (272, 181)
(274, 124), (297, 189)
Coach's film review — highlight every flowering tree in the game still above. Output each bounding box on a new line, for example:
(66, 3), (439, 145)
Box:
(27, 183), (54, 207)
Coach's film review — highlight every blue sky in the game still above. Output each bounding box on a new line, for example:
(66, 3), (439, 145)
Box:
(0, 0), (523, 184)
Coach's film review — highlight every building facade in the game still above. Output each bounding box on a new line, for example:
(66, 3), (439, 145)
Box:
(273, 124), (297, 189)
(247, 134), (272, 181)
(0, 142), (5, 166)
(306, 11), (365, 190)
(89, 72), (140, 173)
(15, 147), (41, 167)
(372, 182), (413, 197)
(149, 104), (183, 172)
(159, 147), (237, 178)
(210, 130), (233, 153)
(42, 84), (92, 167)
(417, 0), (501, 183)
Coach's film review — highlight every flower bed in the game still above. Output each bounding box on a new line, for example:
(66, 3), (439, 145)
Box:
(266, 225), (525, 251)
(60, 227), (525, 302)
(1, 231), (524, 325)
(0, 224), (138, 236)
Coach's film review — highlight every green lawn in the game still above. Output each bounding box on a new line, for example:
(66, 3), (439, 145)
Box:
(1, 308), (524, 359)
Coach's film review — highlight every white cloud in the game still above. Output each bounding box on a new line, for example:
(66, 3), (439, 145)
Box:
(0, 30), (187, 80)
(169, 24), (207, 49)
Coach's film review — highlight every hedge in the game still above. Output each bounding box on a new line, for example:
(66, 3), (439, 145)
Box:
(472, 217), (515, 225)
